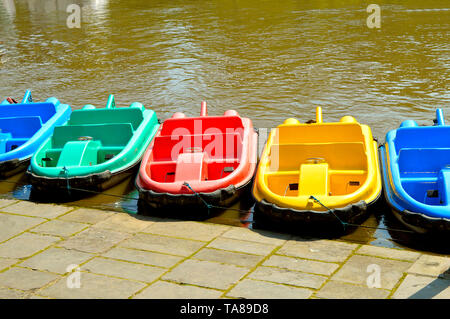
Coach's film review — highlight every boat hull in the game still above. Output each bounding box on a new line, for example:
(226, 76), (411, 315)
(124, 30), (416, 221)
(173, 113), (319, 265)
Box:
(0, 91), (72, 177)
(29, 96), (159, 194)
(136, 105), (258, 212)
(380, 143), (450, 234)
(252, 108), (382, 231)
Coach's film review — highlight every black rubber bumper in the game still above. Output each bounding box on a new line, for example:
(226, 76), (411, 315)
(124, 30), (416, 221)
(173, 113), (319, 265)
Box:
(254, 198), (369, 229)
(0, 158), (30, 178)
(137, 178), (253, 212)
(394, 208), (450, 233)
(27, 166), (138, 193)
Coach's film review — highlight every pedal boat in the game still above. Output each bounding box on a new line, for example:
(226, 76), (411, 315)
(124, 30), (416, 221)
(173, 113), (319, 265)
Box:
(0, 90), (71, 177)
(28, 95), (159, 192)
(380, 109), (450, 233)
(252, 107), (382, 229)
(136, 102), (258, 211)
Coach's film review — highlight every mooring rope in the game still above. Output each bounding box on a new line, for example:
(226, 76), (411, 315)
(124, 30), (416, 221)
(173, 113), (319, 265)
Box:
(182, 182), (252, 216)
(0, 178), (415, 234)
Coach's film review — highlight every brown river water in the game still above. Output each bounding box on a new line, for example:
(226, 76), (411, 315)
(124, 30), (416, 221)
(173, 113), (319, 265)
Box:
(0, 0), (449, 253)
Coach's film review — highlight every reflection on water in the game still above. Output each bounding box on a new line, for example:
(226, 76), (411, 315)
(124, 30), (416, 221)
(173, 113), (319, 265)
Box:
(0, 0), (449, 253)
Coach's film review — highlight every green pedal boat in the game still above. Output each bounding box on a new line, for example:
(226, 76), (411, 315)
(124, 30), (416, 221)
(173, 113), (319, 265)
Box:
(28, 95), (159, 193)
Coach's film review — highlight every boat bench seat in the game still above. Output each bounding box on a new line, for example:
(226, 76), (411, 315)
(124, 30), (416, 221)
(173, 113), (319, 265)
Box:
(52, 123), (134, 148)
(276, 123), (364, 144)
(174, 152), (208, 182)
(395, 127), (450, 149)
(68, 108), (143, 130)
(56, 140), (102, 167)
(0, 116), (43, 138)
(152, 133), (243, 161)
(0, 103), (56, 123)
(298, 163), (329, 196)
(270, 142), (366, 171)
(160, 116), (244, 137)
(398, 148), (450, 177)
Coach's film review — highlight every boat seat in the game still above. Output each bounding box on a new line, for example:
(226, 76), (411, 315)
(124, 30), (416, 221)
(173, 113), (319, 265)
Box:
(271, 142), (366, 171)
(160, 116), (244, 137)
(174, 151), (208, 182)
(275, 123), (364, 144)
(152, 133), (243, 161)
(57, 140), (102, 167)
(398, 148), (450, 177)
(298, 162), (329, 196)
(68, 108), (144, 130)
(0, 116), (43, 138)
(0, 102), (56, 123)
(52, 123), (134, 148)
(395, 127), (450, 149)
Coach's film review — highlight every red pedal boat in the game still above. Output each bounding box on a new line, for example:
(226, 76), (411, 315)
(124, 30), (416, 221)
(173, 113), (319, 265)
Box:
(136, 102), (258, 212)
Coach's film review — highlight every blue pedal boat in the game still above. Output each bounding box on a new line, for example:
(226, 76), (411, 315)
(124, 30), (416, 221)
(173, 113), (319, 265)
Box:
(380, 108), (450, 233)
(0, 90), (72, 177)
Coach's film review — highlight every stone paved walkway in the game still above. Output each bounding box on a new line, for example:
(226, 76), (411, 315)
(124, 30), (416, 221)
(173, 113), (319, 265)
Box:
(0, 199), (449, 299)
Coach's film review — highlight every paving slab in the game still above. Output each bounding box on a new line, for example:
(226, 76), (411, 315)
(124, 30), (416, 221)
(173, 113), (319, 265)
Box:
(331, 255), (411, 290)
(407, 255), (450, 278)
(0, 267), (59, 291)
(83, 257), (165, 283)
(0, 199), (18, 209)
(93, 213), (153, 233)
(19, 247), (93, 274)
(263, 255), (339, 276)
(30, 220), (88, 237)
(134, 280), (222, 299)
(193, 248), (264, 268)
(392, 274), (450, 299)
(316, 281), (390, 299)
(103, 247), (182, 268)
(220, 228), (291, 245)
(60, 228), (130, 254)
(207, 237), (276, 256)
(120, 233), (205, 257)
(142, 221), (230, 242)
(59, 208), (114, 224)
(0, 258), (18, 272)
(0, 232), (59, 258)
(356, 245), (421, 262)
(248, 266), (326, 289)
(0, 201), (72, 219)
(163, 259), (249, 290)
(277, 239), (357, 262)
(227, 279), (313, 299)
(0, 213), (45, 242)
(39, 272), (146, 299)
(0, 287), (28, 299)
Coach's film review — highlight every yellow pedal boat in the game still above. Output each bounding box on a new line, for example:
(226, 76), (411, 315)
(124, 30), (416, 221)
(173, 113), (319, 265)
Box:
(252, 107), (382, 230)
